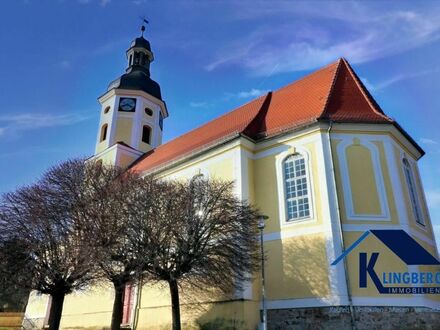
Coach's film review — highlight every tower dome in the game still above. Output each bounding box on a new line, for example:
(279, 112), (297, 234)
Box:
(107, 70), (162, 100)
(107, 32), (162, 100)
(130, 36), (151, 51)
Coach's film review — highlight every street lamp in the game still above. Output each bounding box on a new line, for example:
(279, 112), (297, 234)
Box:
(258, 215), (268, 330)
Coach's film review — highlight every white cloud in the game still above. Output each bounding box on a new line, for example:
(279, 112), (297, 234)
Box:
(0, 112), (92, 137)
(224, 88), (268, 100)
(205, 4), (440, 75)
(360, 77), (375, 92)
(420, 138), (438, 145)
(190, 89), (268, 109)
(189, 101), (210, 108)
(361, 67), (440, 92)
(77, 0), (109, 5)
(361, 75), (408, 92)
(426, 190), (440, 210)
(236, 89), (268, 99)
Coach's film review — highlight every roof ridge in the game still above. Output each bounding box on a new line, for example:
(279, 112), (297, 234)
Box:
(340, 58), (394, 122)
(319, 58), (344, 119)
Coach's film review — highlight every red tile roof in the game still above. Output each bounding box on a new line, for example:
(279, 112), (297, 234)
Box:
(130, 58), (416, 173)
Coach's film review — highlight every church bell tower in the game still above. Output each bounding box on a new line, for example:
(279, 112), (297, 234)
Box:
(94, 26), (168, 168)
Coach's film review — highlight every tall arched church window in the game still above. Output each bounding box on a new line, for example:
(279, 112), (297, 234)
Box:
(190, 173), (205, 217)
(159, 112), (164, 130)
(100, 124), (108, 142)
(402, 158), (424, 225)
(142, 125), (151, 144)
(283, 154), (311, 221)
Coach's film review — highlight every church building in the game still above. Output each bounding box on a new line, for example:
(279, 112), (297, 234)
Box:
(24, 30), (439, 329)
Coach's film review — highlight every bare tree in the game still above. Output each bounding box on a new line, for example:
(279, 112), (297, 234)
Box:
(79, 163), (148, 330)
(0, 238), (31, 312)
(132, 178), (261, 330)
(0, 160), (261, 330)
(0, 159), (102, 330)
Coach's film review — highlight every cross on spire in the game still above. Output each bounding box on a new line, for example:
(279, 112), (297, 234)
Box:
(139, 16), (149, 37)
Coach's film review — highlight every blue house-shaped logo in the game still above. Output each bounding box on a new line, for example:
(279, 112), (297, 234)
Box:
(332, 230), (440, 294)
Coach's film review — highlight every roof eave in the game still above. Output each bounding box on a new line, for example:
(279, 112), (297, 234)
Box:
(317, 118), (425, 158)
(392, 121), (425, 158)
(130, 132), (243, 176)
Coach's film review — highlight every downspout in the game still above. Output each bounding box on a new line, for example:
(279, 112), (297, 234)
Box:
(326, 121), (356, 330)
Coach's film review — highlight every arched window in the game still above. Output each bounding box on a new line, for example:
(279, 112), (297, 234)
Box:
(283, 154), (311, 221)
(145, 107), (153, 116)
(159, 112), (164, 130)
(403, 158), (424, 225)
(104, 106), (111, 114)
(190, 173), (205, 217)
(100, 124), (108, 142)
(142, 125), (151, 144)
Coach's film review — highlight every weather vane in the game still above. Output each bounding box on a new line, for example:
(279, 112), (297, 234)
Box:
(140, 16), (149, 37)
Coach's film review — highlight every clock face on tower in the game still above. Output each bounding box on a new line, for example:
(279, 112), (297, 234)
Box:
(118, 97), (136, 112)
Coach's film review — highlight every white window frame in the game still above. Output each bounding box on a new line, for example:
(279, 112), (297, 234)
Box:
(402, 157), (425, 226)
(276, 147), (315, 226)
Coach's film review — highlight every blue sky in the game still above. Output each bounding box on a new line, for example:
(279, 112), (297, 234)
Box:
(1, 0), (439, 248)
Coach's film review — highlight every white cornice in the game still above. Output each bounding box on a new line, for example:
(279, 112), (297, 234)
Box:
(140, 122), (424, 177)
(92, 142), (144, 161)
(98, 88), (168, 118)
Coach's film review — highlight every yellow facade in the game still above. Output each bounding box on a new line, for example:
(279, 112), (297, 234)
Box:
(25, 123), (440, 329)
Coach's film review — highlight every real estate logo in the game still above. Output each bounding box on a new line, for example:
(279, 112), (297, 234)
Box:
(332, 230), (440, 294)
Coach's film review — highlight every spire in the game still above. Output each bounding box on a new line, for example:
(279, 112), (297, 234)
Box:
(125, 21), (154, 76)
(140, 17), (149, 37)
(106, 26), (162, 100)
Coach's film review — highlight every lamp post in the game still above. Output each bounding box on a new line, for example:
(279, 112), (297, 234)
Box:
(258, 215), (268, 330)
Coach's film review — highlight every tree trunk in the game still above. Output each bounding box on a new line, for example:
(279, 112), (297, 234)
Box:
(169, 279), (181, 330)
(48, 292), (65, 330)
(111, 281), (125, 330)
